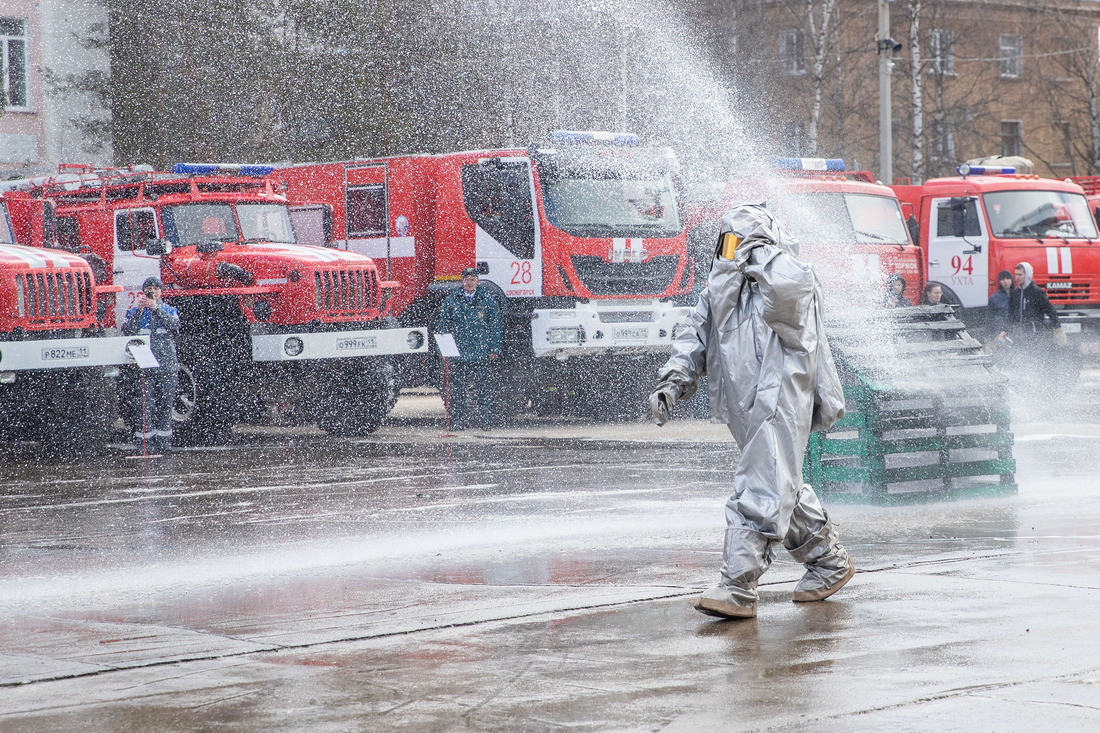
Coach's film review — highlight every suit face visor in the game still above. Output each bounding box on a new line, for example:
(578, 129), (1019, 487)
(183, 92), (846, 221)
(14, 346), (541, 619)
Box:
(717, 232), (741, 261)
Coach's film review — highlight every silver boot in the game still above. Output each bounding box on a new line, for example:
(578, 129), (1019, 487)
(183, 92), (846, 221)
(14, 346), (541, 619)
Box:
(695, 528), (773, 619)
(786, 522), (855, 602)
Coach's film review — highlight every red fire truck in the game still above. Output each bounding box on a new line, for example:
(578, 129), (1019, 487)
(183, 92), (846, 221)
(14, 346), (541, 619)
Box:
(0, 189), (140, 452)
(893, 164), (1100, 354)
(16, 163), (426, 444)
(687, 159), (923, 302)
(275, 131), (694, 417)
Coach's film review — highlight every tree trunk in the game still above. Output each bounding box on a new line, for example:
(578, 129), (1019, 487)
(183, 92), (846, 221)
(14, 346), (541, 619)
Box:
(908, 0), (924, 184)
(806, 0), (836, 156)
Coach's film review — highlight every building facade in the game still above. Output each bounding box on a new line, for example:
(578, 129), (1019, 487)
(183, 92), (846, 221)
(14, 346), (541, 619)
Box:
(0, 0), (112, 174)
(705, 0), (1100, 181)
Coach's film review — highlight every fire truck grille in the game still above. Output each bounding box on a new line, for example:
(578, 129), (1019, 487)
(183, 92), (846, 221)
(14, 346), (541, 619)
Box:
(16, 271), (94, 321)
(570, 255), (681, 296)
(1044, 281), (1090, 302)
(314, 268), (377, 314)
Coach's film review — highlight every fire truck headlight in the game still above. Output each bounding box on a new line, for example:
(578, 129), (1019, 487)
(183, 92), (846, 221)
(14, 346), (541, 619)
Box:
(547, 327), (584, 344)
(254, 300), (272, 321)
(284, 337), (304, 357)
(407, 331), (425, 350)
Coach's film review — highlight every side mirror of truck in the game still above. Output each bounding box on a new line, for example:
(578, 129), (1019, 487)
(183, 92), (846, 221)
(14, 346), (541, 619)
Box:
(950, 199), (969, 238)
(145, 237), (172, 256)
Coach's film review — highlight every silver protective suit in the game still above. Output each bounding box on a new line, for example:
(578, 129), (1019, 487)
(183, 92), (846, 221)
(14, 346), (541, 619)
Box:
(656, 204), (853, 613)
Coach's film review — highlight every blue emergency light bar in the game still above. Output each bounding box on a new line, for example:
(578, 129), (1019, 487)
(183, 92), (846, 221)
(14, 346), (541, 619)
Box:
(772, 158), (846, 172)
(549, 130), (641, 146)
(957, 163), (1016, 176)
(172, 163), (275, 177)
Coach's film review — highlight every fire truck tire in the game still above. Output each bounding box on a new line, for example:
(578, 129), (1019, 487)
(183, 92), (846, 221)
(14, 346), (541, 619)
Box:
(317, 359), (397, 436)
(173, 343), (240, 447)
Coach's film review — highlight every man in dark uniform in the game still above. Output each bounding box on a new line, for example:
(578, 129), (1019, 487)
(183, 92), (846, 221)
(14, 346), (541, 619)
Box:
(436, 267), (502, 430)
(122, 276), (180, 451)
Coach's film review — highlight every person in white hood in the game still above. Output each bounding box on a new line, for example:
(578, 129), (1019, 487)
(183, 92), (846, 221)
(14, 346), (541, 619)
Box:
(650, 203), (855, 619)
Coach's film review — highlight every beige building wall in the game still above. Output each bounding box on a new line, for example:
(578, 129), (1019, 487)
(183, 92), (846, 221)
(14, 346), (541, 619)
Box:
(0, 0), (112, 174)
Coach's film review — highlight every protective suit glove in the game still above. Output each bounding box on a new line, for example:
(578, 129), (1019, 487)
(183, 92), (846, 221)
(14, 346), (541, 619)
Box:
(649, 383), (679, 427)
(1053, 327), (1068, 347)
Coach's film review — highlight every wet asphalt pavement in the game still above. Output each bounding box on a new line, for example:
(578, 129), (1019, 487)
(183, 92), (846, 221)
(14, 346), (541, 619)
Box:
(2, 378), (1100, 731)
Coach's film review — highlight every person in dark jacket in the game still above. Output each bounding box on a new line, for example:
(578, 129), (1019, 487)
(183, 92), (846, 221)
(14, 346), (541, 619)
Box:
(436, 268), (503, 430)
(1008, 262), (1064, 341)
(986, 269), (1015, 344)
(884, 274), (912, 308)
(122, 276), (180, 452)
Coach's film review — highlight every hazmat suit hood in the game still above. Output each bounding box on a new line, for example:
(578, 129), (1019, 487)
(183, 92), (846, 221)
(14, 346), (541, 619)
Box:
(716, 203), (801, 267)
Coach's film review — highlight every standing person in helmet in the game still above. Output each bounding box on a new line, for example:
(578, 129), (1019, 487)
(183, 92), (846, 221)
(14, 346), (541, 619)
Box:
(122, 277), (180, 452)
(649, 204), (854, 619)
(436, 267), (503, 430)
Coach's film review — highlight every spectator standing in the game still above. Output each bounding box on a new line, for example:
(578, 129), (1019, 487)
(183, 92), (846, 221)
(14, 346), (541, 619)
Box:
(922, 281), (944, 305)
(122, 277), (180, 452)
(436, 268), (503, 430)
(884, 274), (912, 308)
(986, 270), (1015, 344)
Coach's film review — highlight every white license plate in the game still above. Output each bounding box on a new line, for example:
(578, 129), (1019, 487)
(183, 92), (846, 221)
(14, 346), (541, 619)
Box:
(614, 326), (649, 341)
(41, 346), (89, 361)
(1062, 322), (1082, 334)
(336, 337), (378, 351)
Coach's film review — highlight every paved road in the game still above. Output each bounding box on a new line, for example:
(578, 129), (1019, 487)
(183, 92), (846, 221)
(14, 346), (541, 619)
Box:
(1, 387), (1099, 731)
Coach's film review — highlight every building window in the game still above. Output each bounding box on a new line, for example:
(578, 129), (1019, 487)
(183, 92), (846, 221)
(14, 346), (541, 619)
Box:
(781, 119), (806, 156)
(999, 33), (1022, 79)
(930, 29), (955, 75)
(1001, 120), (1023, 157)
(1054, 122), (1073, 167)
(930, 121), (956, 162)
(779, 29), (805, 76)
(0, 17), (28, 109)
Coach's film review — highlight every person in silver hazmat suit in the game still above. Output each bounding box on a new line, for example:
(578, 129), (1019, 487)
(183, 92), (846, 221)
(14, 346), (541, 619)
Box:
(650, 203), (855, 619)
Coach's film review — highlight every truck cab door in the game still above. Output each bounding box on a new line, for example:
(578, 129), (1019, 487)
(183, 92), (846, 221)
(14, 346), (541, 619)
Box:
(927, 196), (989, 307)
(462, 157), (542, 298)
(113, 208), (162, 324)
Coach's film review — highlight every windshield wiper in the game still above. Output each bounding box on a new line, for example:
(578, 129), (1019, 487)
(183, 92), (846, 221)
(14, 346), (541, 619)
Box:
(854, 230), (890, 242)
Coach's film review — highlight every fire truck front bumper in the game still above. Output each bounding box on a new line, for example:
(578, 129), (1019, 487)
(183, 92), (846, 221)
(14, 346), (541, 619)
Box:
(251, 326), (428, 362)
(0, 335), (148, 382)
(531, 301), (693, 359)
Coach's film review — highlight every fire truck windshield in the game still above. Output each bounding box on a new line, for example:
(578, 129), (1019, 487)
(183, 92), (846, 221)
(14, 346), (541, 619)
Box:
(983, 190), (1098, 239)
(162, 202), (297, 246)
(540, 173), (682, 238)
(775, 193), (910, 246)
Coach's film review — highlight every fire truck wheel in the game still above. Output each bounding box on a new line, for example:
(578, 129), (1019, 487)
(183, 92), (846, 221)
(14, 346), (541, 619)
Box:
(317, 360), (397, 436)
(172, 344), (240, 447)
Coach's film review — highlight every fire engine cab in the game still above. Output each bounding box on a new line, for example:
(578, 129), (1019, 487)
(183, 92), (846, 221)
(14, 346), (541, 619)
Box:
(687, 158), (922, 303)
(276, 131), (694, 417)
(17, 164), (426, 444)
(893, 164), (1100, 353)
(0, 189), (140, 452)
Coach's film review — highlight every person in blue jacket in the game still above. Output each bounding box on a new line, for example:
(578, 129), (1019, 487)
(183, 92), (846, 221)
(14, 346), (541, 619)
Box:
(436, 268), (503, 429)
(122, 276), (180, 451)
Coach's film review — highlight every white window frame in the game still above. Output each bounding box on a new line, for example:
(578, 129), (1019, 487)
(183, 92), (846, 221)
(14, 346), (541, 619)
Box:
(999, 33), (1022, 79)
(1001, 120), (1023, 157)
(779, 29), (806, 76)
(930, 28), (955, 75)
(0, 17), (30, 111)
